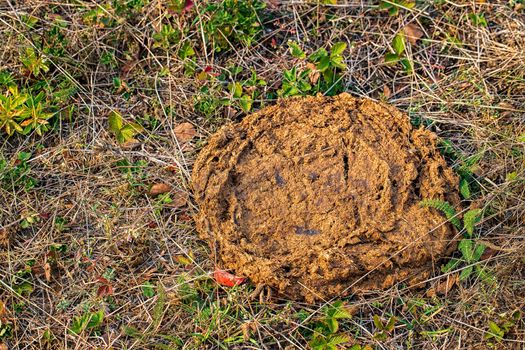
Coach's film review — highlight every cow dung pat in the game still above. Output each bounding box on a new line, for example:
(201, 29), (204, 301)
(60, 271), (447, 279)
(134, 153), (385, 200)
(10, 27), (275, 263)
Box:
(192, 93), (459, 303)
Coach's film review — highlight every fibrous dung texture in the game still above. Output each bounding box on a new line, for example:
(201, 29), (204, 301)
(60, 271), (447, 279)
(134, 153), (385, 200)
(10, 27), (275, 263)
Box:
(192, 93), (460, 302)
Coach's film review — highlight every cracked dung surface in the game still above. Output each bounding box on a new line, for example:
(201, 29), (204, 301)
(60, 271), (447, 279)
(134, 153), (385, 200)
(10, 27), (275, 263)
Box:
(192, 93), (460, 303)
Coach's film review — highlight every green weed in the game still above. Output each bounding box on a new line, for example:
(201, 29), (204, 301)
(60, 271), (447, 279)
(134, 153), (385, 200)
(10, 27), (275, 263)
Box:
(70, 309), (105, 335)
(0, 152), (36, 190)
(108, 111), (144, 144)
(307, 300), (353, 350)
(203, 0), (265, 52)
(385, 31), (412, 73)
(379, 0), (415, 16)
(420, 200), (495, 284)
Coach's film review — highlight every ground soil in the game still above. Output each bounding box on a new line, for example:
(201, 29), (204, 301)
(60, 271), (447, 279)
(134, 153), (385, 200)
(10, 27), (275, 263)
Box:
(193, 94), (461, 302)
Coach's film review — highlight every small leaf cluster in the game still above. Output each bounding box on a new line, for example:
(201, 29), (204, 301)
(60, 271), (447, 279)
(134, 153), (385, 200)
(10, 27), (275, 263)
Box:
(108, 111), (144, 144)
(204, 0), (265, 52)
(439, 140), (482, 199)
(70, 309), (105, 335)
(379, 0), (415, 16)
(485, 311), (521, 345)
(385, 32), (412, 73)
(0, 152), (37, 190)
(279, 41), (347, 97)
(373, 315), (396, 340)
(420, 200), (494, 284)
(0, 85), (54, 136)
(308, 300), (353, 350)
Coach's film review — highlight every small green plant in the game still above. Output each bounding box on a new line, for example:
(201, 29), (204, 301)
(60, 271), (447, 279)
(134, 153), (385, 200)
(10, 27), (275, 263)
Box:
(308, 300), (352, 350)
(385, 32), (412, 73)
(420, 200), (494, 284)
(379, 0), (415, 16)
(373, 314), (396, 340)
(485, 311), (521, 345)
(152, 24), (180, 49)
(439, 140), (483, 199)
(108, 111), (144, 144)
(309, 42), (347, 92)
(279, 66), (313, 97)
(0, 84), (57, 136)
(469, 13), (488, 27)
(20, 47), (49, 77)
(279, 42), (348, 97)
(70, 309), (105, 335)
(0, 151), (36, 190)
(203, 0), (265, 52)
(20, 211), (39, 229)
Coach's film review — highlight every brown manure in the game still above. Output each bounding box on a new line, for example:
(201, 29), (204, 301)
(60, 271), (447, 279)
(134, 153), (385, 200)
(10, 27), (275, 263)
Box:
(192, 93), (460, 303)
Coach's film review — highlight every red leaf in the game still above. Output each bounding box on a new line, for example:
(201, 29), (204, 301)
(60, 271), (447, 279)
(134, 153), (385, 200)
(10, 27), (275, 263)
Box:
(183, 0), (194, 12)
(213, 269), (246, 287)
(97, 284), (113, 297)
(96, 276), (109, 284)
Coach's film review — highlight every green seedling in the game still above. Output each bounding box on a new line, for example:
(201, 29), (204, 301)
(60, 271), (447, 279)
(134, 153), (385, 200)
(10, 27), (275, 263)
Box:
(385, 32), (412, 73)
(308, 300), (353, 350)
(70, 309), (105, 335)
(379, 0), (415, 16)
(420, 200), (495, 284)
(373, 314), (396, 340)
(108, 111), (144, 144)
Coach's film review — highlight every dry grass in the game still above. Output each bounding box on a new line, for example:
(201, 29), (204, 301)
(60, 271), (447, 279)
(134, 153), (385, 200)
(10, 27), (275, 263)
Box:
(0, 0), (524, 349)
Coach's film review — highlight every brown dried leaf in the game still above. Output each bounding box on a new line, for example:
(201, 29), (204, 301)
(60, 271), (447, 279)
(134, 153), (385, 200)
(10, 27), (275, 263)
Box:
(403, 23), (424, 45)
(306, 63), (320, 84)
(175, 122), (197, 143)
(149, 183), (172, 196)
(0, 228), (9, 246)
(383, 84), (391, 99)
(44, 262), (51, 282)
(426, 273), (459, 297)
(166, 191), (189, 208)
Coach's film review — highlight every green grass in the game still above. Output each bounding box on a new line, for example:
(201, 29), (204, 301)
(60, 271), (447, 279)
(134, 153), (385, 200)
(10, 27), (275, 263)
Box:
(0, 1), (524, 349)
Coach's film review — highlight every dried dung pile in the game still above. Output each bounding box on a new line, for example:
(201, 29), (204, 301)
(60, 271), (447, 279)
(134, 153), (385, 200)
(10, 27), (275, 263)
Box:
(192, 93), (459, 302)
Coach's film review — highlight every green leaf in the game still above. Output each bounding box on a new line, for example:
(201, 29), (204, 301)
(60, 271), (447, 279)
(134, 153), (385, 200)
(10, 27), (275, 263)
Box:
(384, 52), (399, 63)
(388, 6), (398, 16)
(400, 58), (412, 73)
(459, 178), (471, 199)
(229, 82), (243, 98)
(441, 258), (461, 273)
(487, 321), (504, 339)
(239, 95), (253, 112)
(379, 1), (391, 9)
(463, 209), (482, 236)
(120, 124), (139, 141)
(108, 111), (123, 133)
(458, 239), (474, 262)
(310, 48), (328, 63)
(87, 309), (104, 329)
(317, 55), (331, 72)
(330, 42), (347, 57)
(385, 316), (396, 332)
(373, 315), (383, 330)
(472, 243), (486, 262)
(327, 317), (338, 333)
(178, 41), (195, 59)
(459, 265), (473, 280)
(288, 41), (306, 59)
(392, 33), (406, 56)
(142, 281), (155, 298)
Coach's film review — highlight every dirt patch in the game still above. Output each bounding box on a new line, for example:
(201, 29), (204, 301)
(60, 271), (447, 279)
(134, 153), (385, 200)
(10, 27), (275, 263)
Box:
(192, 93), (460, 302)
